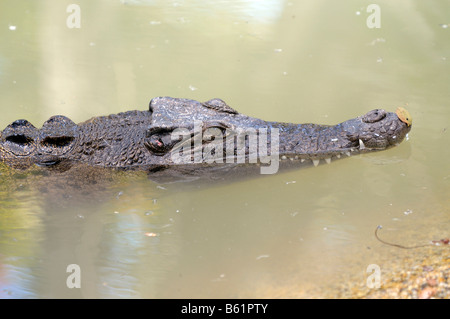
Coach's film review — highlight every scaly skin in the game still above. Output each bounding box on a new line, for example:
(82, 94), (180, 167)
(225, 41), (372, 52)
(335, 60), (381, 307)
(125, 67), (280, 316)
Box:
(0, 97), (411, 173)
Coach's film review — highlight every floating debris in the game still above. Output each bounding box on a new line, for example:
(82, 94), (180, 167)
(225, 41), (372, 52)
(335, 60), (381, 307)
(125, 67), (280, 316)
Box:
(396, 107), (412, 126)
(256, 254), (270, 260)
(144, 232), (159, 237)
(367, 38), (386, 46)
(431, 238), (450, 246)
(403, 209), (413, 215)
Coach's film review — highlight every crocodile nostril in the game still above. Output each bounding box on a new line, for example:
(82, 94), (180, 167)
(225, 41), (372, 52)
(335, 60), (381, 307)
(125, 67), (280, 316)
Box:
(362, 109), (386, 123)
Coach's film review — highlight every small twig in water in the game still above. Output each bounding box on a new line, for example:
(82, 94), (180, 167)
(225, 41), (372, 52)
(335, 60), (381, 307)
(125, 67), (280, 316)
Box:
(374, 225), (449, 249)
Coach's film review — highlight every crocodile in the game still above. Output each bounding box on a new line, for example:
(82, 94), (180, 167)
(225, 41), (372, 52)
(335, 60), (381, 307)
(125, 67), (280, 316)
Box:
(0, 97), (411, 179)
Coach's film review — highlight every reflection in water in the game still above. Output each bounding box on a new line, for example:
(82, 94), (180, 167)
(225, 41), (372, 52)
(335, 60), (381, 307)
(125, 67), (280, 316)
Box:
(36, 0), (285, 120)
(121, 0), (285, 22)
(0, 163), (182, 298)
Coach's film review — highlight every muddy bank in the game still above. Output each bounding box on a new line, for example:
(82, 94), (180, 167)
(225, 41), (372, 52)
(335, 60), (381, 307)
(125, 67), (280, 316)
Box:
(334, 246), (449, 299)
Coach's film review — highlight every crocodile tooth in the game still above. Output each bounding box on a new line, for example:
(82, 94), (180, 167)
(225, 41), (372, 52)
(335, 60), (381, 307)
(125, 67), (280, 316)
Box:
(336, 154), (341, 159)
(325, 158), (331, 164)
(281, 155), (287, 160)
(301, 158), (305, 163)
(359, 139), (366, 150)
(312, 159), (319, 167)
(345, 151), (351, 157)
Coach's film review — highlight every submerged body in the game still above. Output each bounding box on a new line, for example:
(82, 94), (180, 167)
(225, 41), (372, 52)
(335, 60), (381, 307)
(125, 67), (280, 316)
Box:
(0, 97), (411, 177)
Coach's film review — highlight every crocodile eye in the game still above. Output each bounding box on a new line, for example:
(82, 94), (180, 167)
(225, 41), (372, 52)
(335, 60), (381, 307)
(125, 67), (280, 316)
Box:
(144, 127), (184, 155)
(144, 133), (174, 155)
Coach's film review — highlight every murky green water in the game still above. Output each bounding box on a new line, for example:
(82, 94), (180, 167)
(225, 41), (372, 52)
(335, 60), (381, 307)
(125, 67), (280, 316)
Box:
(0, 0), (449, 298)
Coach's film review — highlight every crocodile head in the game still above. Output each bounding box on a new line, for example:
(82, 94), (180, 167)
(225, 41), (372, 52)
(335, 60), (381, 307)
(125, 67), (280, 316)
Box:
(141, 98), (412, 175)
